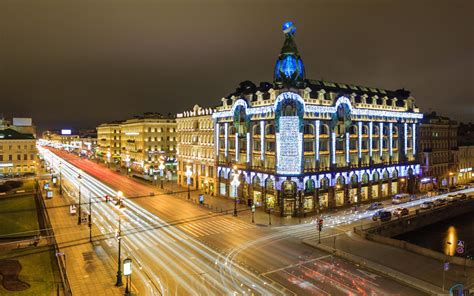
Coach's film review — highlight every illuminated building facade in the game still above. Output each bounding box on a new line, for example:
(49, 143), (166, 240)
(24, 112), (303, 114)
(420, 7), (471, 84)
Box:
(418, 112), (458, 190)
(176, 105), (216, 194)
(119, 113), (177, 173)
(0, 129), (37, 177)
(211, 22), (422, 216)
(97, 121), (122, 163)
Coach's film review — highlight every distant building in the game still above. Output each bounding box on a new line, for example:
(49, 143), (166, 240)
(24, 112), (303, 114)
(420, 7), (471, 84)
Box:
(0, 129), (37, 177)
(0, 117), (36, 137)
(41, 129), (97, 157)
(176, 105), (216, 195)
(418, 112), (458, 190)
(457, 146), (474, 184)
(96, 113), (177, 174)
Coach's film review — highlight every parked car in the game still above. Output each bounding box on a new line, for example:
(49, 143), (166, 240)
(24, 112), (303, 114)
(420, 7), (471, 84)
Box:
(372, 210), (392, 222)
(446, 194), (459, 203)
(393, 207), (409, 217)
(433, 198), (447, 207)
(367, 202), (384, 211)
(392, 193), (410, 204)
(457, 193), (468, 200)
(420, 201), (434, 210)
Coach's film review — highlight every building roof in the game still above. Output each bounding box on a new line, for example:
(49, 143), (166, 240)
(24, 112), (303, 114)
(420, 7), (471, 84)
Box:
(0, 128), (35, 140)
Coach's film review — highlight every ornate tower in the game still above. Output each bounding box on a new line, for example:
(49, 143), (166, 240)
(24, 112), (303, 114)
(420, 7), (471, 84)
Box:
(274, 21), (306, 88)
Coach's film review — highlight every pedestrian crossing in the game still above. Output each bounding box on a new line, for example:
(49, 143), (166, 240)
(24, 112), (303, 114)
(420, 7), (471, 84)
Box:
(176, 217), (255, 238)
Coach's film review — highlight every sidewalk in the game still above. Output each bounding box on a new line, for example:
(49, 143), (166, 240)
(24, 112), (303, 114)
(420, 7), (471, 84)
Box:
(303, 230), (473, 295)
(43, 185), (124, 296)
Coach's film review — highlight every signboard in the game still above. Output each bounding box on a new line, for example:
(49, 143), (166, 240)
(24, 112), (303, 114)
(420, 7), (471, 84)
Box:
(13, 118), (32, 126)
(61, 129), (72, 135)
(46, 190), (53, 199)
(444, 262), (449, 271)
(123, 258), (132, 276)
(456, 240), (465, 254)
(276, 116), (302, 175)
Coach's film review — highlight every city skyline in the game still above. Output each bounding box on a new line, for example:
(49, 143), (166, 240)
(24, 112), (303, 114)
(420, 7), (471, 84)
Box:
(1, 0), (473, 131)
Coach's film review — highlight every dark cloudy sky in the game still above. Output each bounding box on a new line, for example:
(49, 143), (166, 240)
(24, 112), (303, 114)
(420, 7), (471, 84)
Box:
(1, 0), (473, 130)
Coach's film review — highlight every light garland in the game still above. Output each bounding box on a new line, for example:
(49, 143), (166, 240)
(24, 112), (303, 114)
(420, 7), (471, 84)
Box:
(404, 123), (408, 156)
(358, 121), (362, 158)
(260, 120), (265, 160)
(345, 132), (350, 164)
(369, 121), (373, 157)
(331, 131), (336, 164)
(389, 122), (393, 156)
(412, 123), (416, 156)
(379, 122), (383, 157)
(315, 120), (320, 161)
(224, 123), (228, 157)
(235, 133), (239, 161)
(212, 94), (424, 120)
(246, 132), (250, 162)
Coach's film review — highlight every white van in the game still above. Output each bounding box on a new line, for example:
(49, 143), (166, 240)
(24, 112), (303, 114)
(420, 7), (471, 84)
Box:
(392, 193), (410, 204)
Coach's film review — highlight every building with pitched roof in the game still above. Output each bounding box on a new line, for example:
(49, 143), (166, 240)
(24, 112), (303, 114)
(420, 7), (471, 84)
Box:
(0, 128), (37, 177)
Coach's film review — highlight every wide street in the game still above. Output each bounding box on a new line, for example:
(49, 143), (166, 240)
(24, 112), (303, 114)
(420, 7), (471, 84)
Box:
(41, 146), (429, 295)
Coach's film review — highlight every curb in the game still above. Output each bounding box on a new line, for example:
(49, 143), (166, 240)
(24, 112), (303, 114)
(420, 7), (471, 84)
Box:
(302, 239), (447, 296)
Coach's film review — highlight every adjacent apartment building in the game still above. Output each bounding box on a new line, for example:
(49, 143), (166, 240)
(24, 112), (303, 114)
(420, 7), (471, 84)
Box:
(97, 113), (177, 173)
(418, 112), (458, 191)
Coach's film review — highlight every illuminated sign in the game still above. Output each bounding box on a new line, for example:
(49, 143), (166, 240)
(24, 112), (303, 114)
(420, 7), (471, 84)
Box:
(125, 132), (139, 136)
(276, 116), (302, 175)
(0, 163), (13, 167)
(61, 129), (72, 135)
(123, 258), (132, 276)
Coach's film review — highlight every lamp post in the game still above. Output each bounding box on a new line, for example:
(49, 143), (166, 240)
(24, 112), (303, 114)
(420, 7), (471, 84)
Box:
(449, 172), (454, 191)
(77, 173), (82, 225)
(185, 165), (192, 200)
(123, 258), (132, 296)
(125, 153), (130, 175)
(59, 162), (62, 195)
(89, 195), (92, 243)
(106, 150), (111, 168)
(117, 190), (123, 208)
(159, 160), (165, 189)
(115, 215), (123, 287)
(231, 165), (240, 217)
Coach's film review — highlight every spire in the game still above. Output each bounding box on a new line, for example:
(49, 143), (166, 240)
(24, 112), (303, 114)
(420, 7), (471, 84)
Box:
(274, 21), (305, 88)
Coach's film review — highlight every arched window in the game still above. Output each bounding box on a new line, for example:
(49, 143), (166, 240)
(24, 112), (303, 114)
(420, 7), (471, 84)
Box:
(253, 124), (261, 136)
(305, 179), (315, 194)
(351, 174), (358, 186)
(362, 173), (369, 184)
(372, 172), (379, 182)
(320, 177), (329, 190)
(266, 124), (275, 135)
(393, 127), (399, 136)
(229, 126), (236, 134)
(392, 169), (398, 179)
(253, 175), (261, 188)
(320, 124), (329, 135)
(382, 170), (389, 181)
(265, 178), (274, 191)
(304, 124), (314, 135)
(362, 125), (369, 135)
(336, 176), (345, 187)
(349, 125), (357, 135)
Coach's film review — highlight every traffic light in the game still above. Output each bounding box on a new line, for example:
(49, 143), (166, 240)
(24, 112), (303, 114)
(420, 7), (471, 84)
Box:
(318, 219), (323, 231)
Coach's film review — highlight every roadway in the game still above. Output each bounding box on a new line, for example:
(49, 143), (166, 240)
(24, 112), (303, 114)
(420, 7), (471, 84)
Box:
(40, 146), (428, 295)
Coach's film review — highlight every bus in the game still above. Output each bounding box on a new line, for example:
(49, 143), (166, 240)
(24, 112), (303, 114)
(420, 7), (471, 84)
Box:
(392, 193), (411, 204)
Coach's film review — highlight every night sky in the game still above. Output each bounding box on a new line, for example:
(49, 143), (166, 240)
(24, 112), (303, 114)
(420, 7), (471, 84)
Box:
(1, 0), (473, 131)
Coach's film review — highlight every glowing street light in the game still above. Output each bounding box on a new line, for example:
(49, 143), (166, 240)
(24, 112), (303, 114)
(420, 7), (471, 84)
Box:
(230, 165), (240, 217)
(185, 164), (192, 199)
(77, 172), (82, 225)
(106, 149), (112, 168)
(125, 152), (130, 175)
(159, 159), (165, 189)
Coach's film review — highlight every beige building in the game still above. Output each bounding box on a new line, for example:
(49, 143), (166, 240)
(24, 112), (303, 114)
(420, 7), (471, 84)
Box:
(458, 145), (474, 184)
(0, 129), (37, 177)
(176, 105), (216, 194)
(97, 113), (177, 173)
(97, 121), (122, 163)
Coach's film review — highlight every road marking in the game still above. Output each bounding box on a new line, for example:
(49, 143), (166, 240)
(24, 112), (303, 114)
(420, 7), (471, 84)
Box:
(260, 254), (333, 276)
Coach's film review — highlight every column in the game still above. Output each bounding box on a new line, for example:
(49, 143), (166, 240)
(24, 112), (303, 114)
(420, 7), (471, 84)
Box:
(315, 120), (320, 161)
(224, 122), (228, 157)
(389, 122), (393, 157)
(369, 121), (373, 158)
(215, 123), (220, 162)
(331, 130), (336, 164)
(412, 123), (416, 156)
(246, 132), (250, 163)
(379, 122), (383, 157)
(235, 133), (239, 162)
(404, 122), (408, 155)
(358, 121), (362, 159)
(345, 132), (350, 165)
(260, 120), (265, 161)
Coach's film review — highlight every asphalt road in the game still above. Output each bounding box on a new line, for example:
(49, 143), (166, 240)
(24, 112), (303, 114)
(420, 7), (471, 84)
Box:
(41, 146), (425, 295)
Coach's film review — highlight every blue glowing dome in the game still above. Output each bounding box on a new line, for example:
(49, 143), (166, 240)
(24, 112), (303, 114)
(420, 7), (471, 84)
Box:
(282, 21), (296, 36)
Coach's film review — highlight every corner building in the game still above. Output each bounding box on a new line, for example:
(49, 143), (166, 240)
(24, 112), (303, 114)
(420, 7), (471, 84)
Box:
(181, 23), (423, 216)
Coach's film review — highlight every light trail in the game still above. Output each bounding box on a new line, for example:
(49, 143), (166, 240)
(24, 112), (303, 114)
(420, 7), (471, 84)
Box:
(40, 146), (288, 296)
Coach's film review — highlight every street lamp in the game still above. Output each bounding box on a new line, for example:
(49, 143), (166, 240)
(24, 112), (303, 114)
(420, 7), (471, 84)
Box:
(125, 152), (130, 175)
(77, 173), (82, 225)
(59, 162), (62, 195)
(115, 214), (123, 287)
(123, 258), (132, 295)
(159, 159), (165, 189)
(230, 165), (240, 217)
(185, 165), (192, 199)
(106, 149), (111, 168)
(117, 190), (123, 208)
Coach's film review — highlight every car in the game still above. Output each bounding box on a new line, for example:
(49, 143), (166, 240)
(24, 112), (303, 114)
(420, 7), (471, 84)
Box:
(457, 193), (468, 200)
(372, 210), (392, 222)
(433, 198), (447, 207)
(446, 194), (459, 203)
(393, 207), (409, 217)
(420, 201), (434, 210)
(367, 202), (384, 211)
